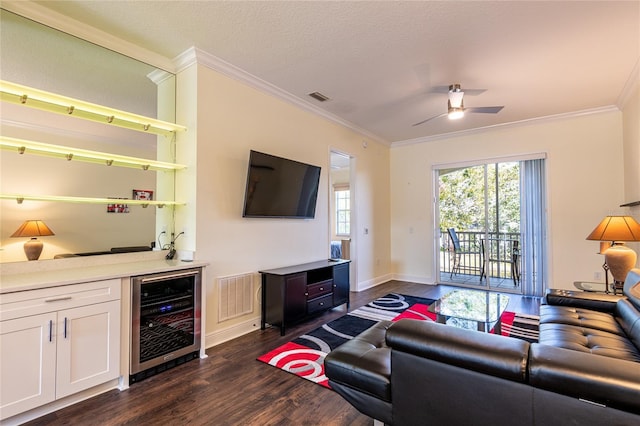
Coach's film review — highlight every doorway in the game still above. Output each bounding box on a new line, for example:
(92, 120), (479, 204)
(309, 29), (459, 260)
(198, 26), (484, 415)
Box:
(330, 151), (355, 289)
(438, 162), (521, 292)
(435, 157), (547, 296)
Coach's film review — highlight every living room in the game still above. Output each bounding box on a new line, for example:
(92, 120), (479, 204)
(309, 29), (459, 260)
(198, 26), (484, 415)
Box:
(1, 1), (639, 425)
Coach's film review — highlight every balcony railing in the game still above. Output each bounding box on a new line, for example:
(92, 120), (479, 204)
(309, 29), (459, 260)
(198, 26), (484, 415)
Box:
(440, 230), (521, 284)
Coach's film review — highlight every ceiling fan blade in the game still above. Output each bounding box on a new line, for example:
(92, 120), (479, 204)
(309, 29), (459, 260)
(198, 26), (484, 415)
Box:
(466, 106), (504, 114)
(412, 112), (447, 127)
(461, 89), (487, 96)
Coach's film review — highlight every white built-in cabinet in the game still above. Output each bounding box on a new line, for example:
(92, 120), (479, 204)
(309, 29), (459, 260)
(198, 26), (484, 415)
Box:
(0, 279), (121, 421)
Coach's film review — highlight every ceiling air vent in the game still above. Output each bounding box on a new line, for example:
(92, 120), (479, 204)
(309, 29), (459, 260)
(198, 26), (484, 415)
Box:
(308, 91), (330, 102)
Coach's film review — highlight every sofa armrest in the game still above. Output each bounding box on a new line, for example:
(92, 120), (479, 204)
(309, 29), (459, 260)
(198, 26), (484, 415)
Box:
(544, 288), (623, 313)
(530, 343), (640, 414)
(386, 319), (530, 382)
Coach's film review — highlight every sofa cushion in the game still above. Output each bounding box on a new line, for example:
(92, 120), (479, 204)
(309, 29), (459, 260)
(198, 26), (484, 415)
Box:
(538, 323), (640, 362)
(616, 298), (640, 346)
(324, 320), (392, 401)
(529, 344), (640, 415)
(386, 319), (530, 383)
(623, 268), (640, 310)
(539, 304), (626, 336)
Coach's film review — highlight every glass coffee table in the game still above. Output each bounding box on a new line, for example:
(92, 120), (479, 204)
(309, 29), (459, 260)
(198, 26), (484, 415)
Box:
(428, 289), (510, 334)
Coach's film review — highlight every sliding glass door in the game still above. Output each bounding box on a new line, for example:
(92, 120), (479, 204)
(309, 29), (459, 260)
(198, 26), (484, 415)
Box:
(436, 157), (547, 296)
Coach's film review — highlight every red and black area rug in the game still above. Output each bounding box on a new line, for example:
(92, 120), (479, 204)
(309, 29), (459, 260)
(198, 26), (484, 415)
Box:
(257, 293), (539, 388)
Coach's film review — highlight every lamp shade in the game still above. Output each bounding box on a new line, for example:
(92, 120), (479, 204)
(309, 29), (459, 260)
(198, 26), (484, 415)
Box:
(586, 216), (640, 287)
(585, 216), (640, 242)
(11, 220), (55, 261)
(11, 220), (55, 238)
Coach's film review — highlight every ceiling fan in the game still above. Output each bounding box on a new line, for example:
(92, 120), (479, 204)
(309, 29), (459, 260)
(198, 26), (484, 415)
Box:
(412, 83), (504, 127)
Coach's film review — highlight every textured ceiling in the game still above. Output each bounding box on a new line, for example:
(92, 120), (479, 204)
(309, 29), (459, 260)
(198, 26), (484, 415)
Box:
(24, 1), (640, 144)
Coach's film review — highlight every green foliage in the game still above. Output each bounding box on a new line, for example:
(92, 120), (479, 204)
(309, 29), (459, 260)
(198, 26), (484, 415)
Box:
(439, 162), (520, 233)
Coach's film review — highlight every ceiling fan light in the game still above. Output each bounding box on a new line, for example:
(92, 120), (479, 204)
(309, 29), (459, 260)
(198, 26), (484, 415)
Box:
(448, 88), (465, 108)
(448, 107), (464, 120)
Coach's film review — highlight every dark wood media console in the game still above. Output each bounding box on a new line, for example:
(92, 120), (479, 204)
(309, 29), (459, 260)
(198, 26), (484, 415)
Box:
(260, 259), (351, 335)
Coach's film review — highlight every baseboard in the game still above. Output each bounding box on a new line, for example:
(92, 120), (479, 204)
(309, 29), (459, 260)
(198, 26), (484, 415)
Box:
(356, 273), (394, 291)
(391, 273), (436, 285)
(204, 315), (262, 348)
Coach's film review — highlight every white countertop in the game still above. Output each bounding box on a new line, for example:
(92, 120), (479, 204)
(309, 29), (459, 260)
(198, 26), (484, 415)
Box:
(0, 254), (209, 294)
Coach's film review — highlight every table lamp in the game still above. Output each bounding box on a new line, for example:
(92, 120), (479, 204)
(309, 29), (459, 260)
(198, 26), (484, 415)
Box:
(10, 220), (55, 261)
(586, 216), (640, 293)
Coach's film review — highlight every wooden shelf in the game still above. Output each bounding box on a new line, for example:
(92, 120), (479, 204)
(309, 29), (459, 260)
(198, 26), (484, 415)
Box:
(1, 137), (187, 172)
(620, 201), (640, 207)
(1, 80), (186, 137)
(0, 194), (184, 208)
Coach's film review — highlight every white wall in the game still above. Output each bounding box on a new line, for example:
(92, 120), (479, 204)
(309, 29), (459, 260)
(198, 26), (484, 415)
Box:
(390, 111), (625, 291)
(621, 69), (640, 256)
(623, 85), (639, 202)
(176, 62), (391, 344)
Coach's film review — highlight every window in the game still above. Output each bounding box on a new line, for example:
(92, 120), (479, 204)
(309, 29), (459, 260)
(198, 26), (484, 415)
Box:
(335, 188), (350, 236)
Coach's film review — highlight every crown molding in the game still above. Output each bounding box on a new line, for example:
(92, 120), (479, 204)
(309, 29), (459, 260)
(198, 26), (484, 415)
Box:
(391, 106), (620, 148)
(147, 69), (174, 86)
(173, 47), (390, 146)
(1, 1), (176, 73)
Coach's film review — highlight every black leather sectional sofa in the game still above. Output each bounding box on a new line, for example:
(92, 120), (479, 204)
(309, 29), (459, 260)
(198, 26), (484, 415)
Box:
(325, 268), (640, 425)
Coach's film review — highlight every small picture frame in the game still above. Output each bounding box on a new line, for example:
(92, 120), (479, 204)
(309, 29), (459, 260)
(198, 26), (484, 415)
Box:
(107, 198), (129, 213)
(132, 189), (153, 201)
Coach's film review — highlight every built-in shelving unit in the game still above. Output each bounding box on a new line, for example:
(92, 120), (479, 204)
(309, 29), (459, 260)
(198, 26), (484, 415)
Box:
(0, 80), (187, 209)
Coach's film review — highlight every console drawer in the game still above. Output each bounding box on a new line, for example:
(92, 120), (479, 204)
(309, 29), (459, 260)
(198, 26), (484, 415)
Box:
(307, 280), (333, 300)
(307, 294), (333, 314)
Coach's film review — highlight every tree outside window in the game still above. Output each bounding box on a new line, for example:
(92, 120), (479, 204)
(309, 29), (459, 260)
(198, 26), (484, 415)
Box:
(335, 189), (350, 236)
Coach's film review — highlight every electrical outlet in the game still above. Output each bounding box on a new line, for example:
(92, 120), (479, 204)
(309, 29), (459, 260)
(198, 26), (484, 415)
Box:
(594, 271), (603, 281)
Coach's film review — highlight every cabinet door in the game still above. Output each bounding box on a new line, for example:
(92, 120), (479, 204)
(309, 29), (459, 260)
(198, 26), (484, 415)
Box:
(0, 313), (56, 420)
(284, 273), (307, 323)
(332, 263), (350, 307)
(56, 300), (120, 399)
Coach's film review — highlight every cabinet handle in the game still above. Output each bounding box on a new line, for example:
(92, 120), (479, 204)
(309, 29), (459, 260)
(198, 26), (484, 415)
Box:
(48, 320), (53, 342)
(64, 317), (68, 339)
(45, 296), (72, 303)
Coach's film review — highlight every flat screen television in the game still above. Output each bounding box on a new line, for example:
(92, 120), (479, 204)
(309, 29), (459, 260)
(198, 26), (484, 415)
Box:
(242, 150), (321, 219)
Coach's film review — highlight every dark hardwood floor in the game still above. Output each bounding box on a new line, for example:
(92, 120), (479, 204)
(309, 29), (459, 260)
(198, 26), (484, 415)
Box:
(24, 281), (540, 426)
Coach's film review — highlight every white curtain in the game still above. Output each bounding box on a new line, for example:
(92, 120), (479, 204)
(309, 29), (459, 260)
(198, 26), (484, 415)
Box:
(520, 158), (547, 297)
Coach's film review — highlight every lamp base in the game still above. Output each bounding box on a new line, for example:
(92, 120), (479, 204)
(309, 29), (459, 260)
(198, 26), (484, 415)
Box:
(604, 243), (637, 293)
(24, 237), (43, 261)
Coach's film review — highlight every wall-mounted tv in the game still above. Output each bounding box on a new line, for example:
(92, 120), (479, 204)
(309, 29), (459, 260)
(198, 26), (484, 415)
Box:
(242, 150), (322, 219)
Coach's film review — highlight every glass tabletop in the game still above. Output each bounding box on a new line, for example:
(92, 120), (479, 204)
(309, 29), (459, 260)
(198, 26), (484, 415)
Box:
(428, 289), (510, 323)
